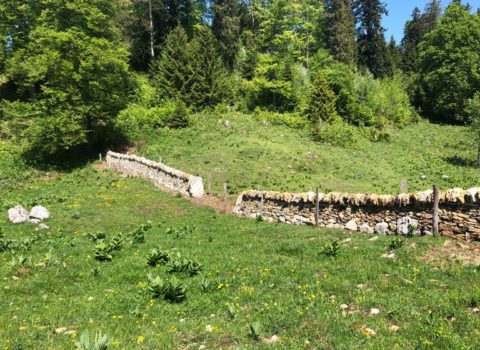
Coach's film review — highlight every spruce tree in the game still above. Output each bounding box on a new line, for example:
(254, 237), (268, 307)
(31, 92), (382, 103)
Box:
(212, 0), (241, 69)
(324, 0), (357, 66)
(353, 0), (392, 78)
(152, 27), (194, 102)
(189, 26), (230, 107)
(306, 73), (339, 126)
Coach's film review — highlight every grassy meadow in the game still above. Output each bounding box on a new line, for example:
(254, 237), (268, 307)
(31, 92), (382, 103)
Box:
(138, 113), (480, 196)
(1, 141), (480, 349)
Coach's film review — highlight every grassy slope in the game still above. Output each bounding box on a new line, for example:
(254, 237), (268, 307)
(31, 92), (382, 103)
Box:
(138, 113), (480, 196)
(1, 143), (480, 349)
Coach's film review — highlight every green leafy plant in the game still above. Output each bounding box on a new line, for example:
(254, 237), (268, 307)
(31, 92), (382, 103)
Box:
(165, 225), (195, 239)
(87, 232), (106, 243)
(166, 258), (202, 276)
(226, 303), (237, 320)
(147, 275), (186, 303)
(200, 278), (213, 292)
(389, 238), (405, 250)
(322, 240), (341, 257)
(130, 221), (152, 244)
(75, 331), (109, 350)
(146, 248), (171, 267)
(9, 254), (31, 269)
(94, 241), (113, 262)
(248, 321), (262, 341)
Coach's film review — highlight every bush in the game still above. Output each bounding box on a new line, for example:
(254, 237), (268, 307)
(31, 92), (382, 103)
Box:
(312, 120), (359, 148)
(252, 108), (308, 129)
(306, 72), (339, 126)
(116, 100), (190, 140)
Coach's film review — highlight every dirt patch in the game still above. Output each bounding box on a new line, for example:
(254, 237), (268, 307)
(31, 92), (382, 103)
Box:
(91, 161), (108, 171)
(422, 240), (480, 267)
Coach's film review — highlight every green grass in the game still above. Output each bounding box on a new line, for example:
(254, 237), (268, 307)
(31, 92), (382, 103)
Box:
(1, 143), (480, 349)
(138, 113), (480, 195)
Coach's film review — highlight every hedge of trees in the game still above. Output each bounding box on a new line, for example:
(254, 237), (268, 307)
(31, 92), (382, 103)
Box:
(0, 0), (479, 162)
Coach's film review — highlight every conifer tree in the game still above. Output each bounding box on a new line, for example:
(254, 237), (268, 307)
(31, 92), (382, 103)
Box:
(152, 27), (194, 102)
(189, 26), (230, 107)
(306, 73), (339, 126)
(324, 0), (357, 66)
(353, 0), (392, 78)
(212, 0), (241, 69)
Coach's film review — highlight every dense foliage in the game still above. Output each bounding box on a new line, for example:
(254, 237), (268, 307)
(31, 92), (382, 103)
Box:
(1, 0), (479, 164)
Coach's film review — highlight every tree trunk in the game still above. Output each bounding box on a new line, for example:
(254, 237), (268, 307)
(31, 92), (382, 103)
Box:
(148, 0), (155, 61)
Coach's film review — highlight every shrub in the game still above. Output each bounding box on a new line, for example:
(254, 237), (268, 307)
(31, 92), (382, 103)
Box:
(388, 238), (405, 250)
(166, 258), (202, 276)
(146, 248), (171, 267)
(252, 108), (308, 129)
(306, 73), (339, 126)
(312, 120), (359, 148)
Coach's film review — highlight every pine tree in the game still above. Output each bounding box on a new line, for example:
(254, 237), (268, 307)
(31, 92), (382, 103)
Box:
(401, 1), (441, 74)
(212, 0), (241, 69)
(306, 73), (339, 125)
(152, 27), (194, 102)
(353, 0), (392, 78)
(387, 36), (402, 71)
(189, 26), (230, 107)
(324, 0), (357, 66)
(120, 0), (198, 71)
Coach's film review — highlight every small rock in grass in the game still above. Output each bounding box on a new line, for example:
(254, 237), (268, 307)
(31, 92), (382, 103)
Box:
(38, 223), (50, 230)
(361, 326), (376, 337)
(30, 205), (50, 220)
(369, 236), (379, 241)
(199, 346), (206, 350)
(381, 252), (395, 259)
(341, 238), (352, 243)
(205, 325), (213, 332)
(64, 330), (76, 336)
(340, 304), (349, 310)
(442, 175), (449, 180)
(471, 307), (479, 313)
(390, 325), (400, 332)
(369, 308), (381, 316)
(262, 335), (281, 344)
(8, 206), (29, 224)
(55, 327), (67, 334)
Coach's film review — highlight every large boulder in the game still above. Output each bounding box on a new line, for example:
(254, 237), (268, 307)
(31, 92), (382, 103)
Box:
(8, 206), (29, 224)
(396, 216), (419, 235)
(29, 206), (50, 220)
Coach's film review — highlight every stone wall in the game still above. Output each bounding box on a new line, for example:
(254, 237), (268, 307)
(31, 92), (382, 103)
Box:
(234, 188), (480, 240)
(106, 151), (204, 198)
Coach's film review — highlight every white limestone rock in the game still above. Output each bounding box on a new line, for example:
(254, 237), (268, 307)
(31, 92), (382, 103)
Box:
(359, 223), (374, 234)
(29, 205), (50, 220)
(396, 216), (419, 235)
(345, 219), (358, 231)
(188, 176), (205, 198)
(8, 206), (29, 224)
(374, 222), (389, 235)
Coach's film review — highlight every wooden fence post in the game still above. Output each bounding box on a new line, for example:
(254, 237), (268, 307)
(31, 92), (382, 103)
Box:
(401, 179), (407, 194)
(315, 187), (320, 227)
(223, 183), (228, 213)
(99, 153), (102, 162)
(433, 184), (440, 236)
(260, 192), (264, 217)
(207, 173), (212, 195)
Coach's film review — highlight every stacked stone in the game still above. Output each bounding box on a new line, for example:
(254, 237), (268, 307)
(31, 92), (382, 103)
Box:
(106, 151), (204, 198)
(234, 187), (480, 240)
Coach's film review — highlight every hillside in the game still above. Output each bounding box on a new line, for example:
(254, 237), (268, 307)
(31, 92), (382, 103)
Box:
(137, 113), (480, 196)
(1, 145), (480, 349)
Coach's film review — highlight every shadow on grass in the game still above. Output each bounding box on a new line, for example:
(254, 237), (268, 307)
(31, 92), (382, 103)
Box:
(443, 155), (478, 168)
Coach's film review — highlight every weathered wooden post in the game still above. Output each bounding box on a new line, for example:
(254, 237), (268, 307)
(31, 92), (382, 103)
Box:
(401, 179), (407, 194)
(260, 192), (264, 217)
(99, 153), (102, 162)
(432, 184), (440, 236)
(315, 187), (320, 227)
(207, 173), (212, 195)
(223, 183), (228, 213)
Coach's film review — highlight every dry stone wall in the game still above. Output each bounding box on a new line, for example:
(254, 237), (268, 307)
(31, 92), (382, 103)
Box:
(106, 151), (204, 198)
(234, 188), (480, 240)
